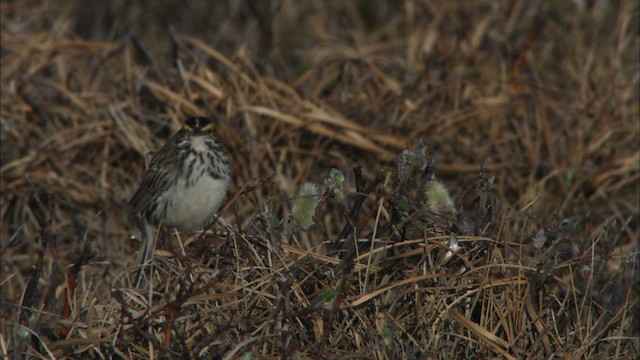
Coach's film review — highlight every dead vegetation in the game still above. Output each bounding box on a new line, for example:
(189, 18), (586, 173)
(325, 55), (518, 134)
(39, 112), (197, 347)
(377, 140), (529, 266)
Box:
(1, 1), (638, 359)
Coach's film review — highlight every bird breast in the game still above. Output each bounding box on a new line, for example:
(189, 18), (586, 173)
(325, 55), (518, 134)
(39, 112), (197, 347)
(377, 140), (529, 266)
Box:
(162, 173), (230, 232)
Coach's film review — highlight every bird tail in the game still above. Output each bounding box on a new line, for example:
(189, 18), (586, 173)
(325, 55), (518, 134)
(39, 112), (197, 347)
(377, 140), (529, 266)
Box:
(134, 221), (161, 287)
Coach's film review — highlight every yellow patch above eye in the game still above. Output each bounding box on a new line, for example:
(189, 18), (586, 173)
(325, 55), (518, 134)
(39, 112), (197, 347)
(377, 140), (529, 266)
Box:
(201, 123), (214, 132)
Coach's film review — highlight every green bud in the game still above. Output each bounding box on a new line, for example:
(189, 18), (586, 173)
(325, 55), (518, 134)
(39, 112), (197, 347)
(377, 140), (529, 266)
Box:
(292, 182), (320, 231)
(424, 180), (455, 214)
(330, 168), (345, 183)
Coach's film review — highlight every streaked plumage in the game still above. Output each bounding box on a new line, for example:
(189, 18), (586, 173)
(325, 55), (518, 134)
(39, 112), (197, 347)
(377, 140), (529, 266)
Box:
(129, 117), (231, 285)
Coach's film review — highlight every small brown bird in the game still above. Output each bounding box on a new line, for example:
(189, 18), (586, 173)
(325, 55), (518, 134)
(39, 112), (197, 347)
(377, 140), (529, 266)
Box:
(128, 117), (231, 285)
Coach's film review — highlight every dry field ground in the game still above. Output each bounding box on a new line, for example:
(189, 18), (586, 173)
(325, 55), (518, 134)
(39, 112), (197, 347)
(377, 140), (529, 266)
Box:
(1, 1), (638, 359)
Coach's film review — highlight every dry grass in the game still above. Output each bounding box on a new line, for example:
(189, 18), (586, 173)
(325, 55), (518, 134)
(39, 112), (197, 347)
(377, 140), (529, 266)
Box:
(1, 1), (638, 359)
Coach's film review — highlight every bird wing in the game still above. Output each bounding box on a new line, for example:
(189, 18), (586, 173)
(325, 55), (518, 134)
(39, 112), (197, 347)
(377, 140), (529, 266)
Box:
(129, 128), (189, 287)
(128, 131), (185, 217)
(128, 165), (171, 217)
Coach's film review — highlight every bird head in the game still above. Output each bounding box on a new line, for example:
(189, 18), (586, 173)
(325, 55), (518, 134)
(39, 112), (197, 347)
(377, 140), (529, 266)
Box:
(183, 117), (216, 136)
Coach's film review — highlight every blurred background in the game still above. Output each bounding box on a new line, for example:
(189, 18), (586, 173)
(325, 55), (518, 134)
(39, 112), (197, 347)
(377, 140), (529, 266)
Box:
(2, 0), (637, 260)
(1, 0), (638, 357)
